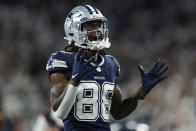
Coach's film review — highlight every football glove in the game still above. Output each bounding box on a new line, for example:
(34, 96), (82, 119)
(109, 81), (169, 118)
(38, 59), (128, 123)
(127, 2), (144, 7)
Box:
(138, 59), (168, 92)
(71, 49), (97, 85)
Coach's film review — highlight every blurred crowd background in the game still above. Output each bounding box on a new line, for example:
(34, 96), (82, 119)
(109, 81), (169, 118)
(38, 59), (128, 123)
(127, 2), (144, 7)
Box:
(0, 0), (196, 131)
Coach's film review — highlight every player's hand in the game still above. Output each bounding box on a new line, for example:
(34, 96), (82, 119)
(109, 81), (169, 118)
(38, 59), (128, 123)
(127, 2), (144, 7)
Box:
(138, 59), (168, 92)
(71, 49), (97, 86)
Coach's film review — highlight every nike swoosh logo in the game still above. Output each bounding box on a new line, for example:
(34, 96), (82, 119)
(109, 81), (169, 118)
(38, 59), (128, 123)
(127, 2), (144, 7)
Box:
(72, 73), (78, 79)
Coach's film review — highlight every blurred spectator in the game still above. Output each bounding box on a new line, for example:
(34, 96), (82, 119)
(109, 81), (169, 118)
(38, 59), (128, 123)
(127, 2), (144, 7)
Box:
(32, 111), (63, 131)
(0, 112), (6, 129)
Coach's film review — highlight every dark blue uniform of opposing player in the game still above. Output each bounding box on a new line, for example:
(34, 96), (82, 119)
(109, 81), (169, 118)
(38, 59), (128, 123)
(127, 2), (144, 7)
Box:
(46, 5), (168, 131)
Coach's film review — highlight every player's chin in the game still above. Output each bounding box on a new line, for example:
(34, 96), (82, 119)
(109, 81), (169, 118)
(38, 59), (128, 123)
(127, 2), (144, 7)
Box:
(88, 36), (103, 41)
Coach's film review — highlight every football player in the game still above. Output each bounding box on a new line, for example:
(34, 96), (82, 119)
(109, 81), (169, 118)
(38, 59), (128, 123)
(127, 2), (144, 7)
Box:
(46, 5), (168, 131)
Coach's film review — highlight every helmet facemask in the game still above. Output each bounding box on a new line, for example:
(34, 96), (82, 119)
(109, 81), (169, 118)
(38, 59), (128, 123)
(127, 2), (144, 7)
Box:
(78, 20), (109, 50)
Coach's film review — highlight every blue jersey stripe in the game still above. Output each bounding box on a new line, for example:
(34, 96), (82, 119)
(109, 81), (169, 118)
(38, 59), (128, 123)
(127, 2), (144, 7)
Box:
(83, 5), (93, 15)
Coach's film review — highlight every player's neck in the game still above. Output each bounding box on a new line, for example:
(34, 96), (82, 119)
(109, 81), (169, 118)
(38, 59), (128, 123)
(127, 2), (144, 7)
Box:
(94, 53), (98, 61)
(86, 50), (98, 61)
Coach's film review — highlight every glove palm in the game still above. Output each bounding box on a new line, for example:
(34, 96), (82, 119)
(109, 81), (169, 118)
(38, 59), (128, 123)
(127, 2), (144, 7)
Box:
(138, 59), (168, 92)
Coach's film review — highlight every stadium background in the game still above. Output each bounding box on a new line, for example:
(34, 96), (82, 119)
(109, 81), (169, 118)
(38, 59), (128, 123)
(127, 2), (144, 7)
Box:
(0, 0), (196, 131)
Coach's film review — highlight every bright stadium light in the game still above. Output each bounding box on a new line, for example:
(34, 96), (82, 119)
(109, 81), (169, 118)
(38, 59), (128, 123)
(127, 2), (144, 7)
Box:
(110, 122), (122, 131)
(136, 123), (150, 131)
(126, 120), (138, 130)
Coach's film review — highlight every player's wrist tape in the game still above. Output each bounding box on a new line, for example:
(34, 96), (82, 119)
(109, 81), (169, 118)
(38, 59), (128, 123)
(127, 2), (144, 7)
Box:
(52, 84), (77, 120)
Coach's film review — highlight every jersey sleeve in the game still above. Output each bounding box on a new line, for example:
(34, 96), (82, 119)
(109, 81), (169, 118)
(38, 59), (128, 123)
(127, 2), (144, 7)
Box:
(117, 62), (120, 77)
(46, 51), (73, 77)
(105, 55), (120, 85)
(113, 57), (120, 84)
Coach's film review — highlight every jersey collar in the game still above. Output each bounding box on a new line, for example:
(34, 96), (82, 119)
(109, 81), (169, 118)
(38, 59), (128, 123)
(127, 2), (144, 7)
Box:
(89, 55), (104, 67)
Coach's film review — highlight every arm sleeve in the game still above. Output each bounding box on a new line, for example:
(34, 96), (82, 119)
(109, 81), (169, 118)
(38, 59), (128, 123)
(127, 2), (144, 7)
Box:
(52, 84), (78, 120)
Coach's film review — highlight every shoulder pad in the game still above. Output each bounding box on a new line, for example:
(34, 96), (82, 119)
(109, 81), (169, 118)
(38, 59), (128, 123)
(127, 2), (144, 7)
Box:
(46, 51), (74, 74)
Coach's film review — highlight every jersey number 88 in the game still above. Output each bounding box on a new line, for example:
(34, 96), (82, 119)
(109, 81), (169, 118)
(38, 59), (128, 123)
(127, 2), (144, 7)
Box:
(74, 81), (114, 122)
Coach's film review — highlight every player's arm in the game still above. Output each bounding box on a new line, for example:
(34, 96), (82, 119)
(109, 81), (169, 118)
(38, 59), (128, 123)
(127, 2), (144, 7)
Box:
(50, 72), (72, 111)
(110, 59), (168, 120)
(50, 49), (96, 120)
(50, 72), (79, 120)
(110, 85), (146, 120)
